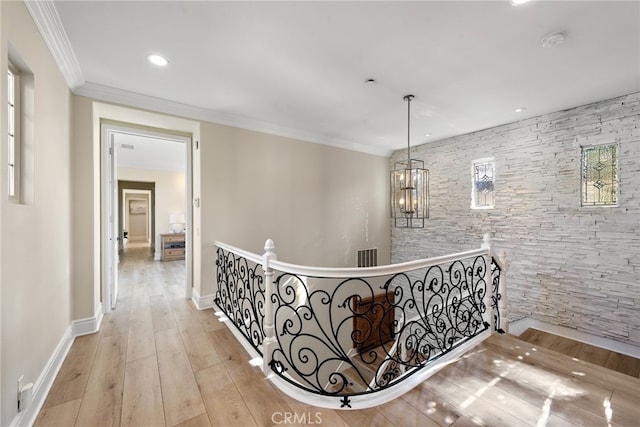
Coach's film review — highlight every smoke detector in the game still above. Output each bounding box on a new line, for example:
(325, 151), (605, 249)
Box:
(541, 31), (567, 48)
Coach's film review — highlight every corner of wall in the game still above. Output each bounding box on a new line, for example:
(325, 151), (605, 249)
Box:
(8, 326), (74, 427)
(191, 286), (215, 310)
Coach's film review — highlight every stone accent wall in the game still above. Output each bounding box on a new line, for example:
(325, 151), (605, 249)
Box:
(391, 92), (640, 346)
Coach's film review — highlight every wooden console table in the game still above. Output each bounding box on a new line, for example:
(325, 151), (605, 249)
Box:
(161, 233), (185, 261)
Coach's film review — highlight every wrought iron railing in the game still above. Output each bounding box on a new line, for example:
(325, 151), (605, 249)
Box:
(214, 234), (507, 409)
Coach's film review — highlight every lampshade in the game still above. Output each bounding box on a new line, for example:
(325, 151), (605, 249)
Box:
(391, 95), (429, 228)
(169, 213), (185, 233)
(169, 213), (185, 224)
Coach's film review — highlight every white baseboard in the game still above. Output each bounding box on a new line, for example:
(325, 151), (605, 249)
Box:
(9, 326), (74, 427)
(72, 303), (104, 336)
(509, 317), (640, 358)
(191, 287), (215, 310)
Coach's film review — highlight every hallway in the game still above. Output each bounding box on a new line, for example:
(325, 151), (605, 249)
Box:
(34, 248), (640, 426)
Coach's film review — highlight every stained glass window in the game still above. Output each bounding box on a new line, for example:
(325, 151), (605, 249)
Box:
(581, 144), (617, 206)
(472, 158), (495, 209)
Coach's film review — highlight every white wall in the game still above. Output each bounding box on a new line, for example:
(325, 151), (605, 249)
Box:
(0, 2), (73, 425)
(118, 167), (185, 257)
(391, 92), (640, 347)
(199, 120), (391, 297)
(71, 99), (390, 316)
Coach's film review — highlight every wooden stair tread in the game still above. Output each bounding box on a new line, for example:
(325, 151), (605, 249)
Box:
(485, 334), (640, 396)
(518, 327), (640, 378)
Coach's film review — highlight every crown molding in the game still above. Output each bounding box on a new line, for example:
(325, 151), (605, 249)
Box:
(74, 82), (392, 157)
(24, 1), (390, 157)
(24, 0), (85, 89)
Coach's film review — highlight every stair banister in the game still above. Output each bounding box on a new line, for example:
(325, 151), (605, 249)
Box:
(262, 239), (277, 374)
(498, 248), (508, 333)
(481, 233), (494, 331)
(213, 233), (507, 409)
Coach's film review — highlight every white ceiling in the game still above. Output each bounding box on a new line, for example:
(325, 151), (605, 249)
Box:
(115, 132), (185, 173)
(42, 1), (640, 157)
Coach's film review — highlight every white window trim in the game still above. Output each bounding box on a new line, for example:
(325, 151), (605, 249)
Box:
(8, 62), (20, 202)
(471, 157), (495, 210)
(579, 142), (619, 208)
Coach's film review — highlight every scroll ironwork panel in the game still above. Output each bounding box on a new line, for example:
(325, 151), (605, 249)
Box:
(214, 246), (266, 354)
(268, 254), (490, 403)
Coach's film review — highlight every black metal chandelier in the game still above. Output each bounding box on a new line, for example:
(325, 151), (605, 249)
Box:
(391, 95), (429, 228)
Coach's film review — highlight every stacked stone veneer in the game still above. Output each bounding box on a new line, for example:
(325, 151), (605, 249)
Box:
(390, 92), (640, 347)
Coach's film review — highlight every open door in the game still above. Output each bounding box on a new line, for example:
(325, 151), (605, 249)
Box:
(101, 122), (193, 311)
(101, 125), (119, 313)
(109, 131), (119, 309)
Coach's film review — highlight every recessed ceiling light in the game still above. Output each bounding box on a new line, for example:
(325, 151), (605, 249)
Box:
(424, 133), (432, 137)
(515, 107), (526, 113)
(147, 54), (168, 67)
(541, 32), (567, 48)
(510, 0), (531, 6)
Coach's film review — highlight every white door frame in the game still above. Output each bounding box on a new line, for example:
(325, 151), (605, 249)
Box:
(125, 193), (151, 243)
(123, 189), (153, 246)
(101, 123), (193, 315)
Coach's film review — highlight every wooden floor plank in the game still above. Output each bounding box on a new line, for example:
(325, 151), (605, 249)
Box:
(575, 342), (611, 366)
(180, 329), (222, 372)
(175, 413), (212, 427)
(126, 306), (156, 362)
(232, 372), (295, 426)
(336, 406), (397, 427)
(605, 351), (640, 378)
(442, 357), (604, 427)
(41, 333), (100, 409)
(547, 335), (582, 357)
(75, 386), (125, 427)
(520, 329), (557, 348)
(518, 328), (640, 379)
(376, 397), (441, 427)
(399, 381), (463, 426)
(420, 372), (532, 427)
(609, 389), (640, 427)
(195, 307), (227, 332)
(195, 364), (258, 427)
(121, 355), (165, 427)
(150, 294), (178, 333)
(75, 334), (127, 426)
(485, 334), (640, 397)
(273, 387), (350, 427)
(34, 398), (82, 427)
(207, 328), (258, 378)
(156, 329), (207, 426)
(84, 334), (127, 395)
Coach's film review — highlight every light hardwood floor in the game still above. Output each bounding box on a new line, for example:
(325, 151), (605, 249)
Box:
(518, 328), (640, 378)
(35, 248), (640, 426)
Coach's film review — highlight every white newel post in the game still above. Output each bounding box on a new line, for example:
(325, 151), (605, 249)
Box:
(262, 239), (277, 375)
(481, 233), (494, 332)
(498, 249), (508, 334)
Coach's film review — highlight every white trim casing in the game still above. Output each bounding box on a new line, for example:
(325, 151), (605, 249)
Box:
(191, 287), (215, 310)
(72, 303), (104, 336)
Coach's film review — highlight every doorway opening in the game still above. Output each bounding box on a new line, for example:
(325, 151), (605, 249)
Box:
(121, 186), (154, 251)
(101, 122), (193, 314)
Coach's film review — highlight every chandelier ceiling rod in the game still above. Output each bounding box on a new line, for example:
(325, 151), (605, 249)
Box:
(404, 94), (414, 168)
